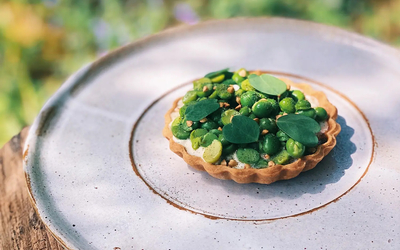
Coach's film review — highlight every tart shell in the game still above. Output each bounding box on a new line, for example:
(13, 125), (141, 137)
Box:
(162, 78), (341, 184)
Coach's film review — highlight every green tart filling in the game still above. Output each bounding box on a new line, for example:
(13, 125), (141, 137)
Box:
(170, 68), (329, 169)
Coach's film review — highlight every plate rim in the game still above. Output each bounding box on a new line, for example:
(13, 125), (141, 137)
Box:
(22, 17), (400, 250)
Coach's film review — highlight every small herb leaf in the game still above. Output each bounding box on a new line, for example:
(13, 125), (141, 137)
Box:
(185, 99), (220, 121)
(249, 74), (287, 96)
(204, 68), (230, 79)
(223, 115), (259, 144)
(276, 114), (320, 147)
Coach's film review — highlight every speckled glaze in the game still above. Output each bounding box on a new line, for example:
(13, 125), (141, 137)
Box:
(24, 18), (400, 249)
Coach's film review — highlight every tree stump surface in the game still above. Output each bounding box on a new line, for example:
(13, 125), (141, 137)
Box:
(0, 127), (65, 249)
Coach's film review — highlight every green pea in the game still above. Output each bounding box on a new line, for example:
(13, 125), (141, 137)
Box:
(240, 79), (255, 91)
(266, 99), (280, 116)
(190, 129), (207, 150)
(239, 106), (251, 116)
(259, 118), (278, 134)
(218, 133), (230, 147)
(297, 108), (316, 119)
(193, 77), (212, 90)
(271, 150), (291, 165)
(276, 130), (290, 142)
(253, 159), (270, 169)
(315, 107), (328, 121)
(279, 97), (296, 113)
(203, 140), (223, 163)
(236, 148), (260, 164)
(248, 113), (257, 119)
(252, 99), (273, 118)
(240, 91), (260, 107)
(291, 90), (305, 102)
(221, 109), (240, 125)
(260, 134), (281, 155)
(295, 100), (311, 111)
(201, 120), (219, 130)
(182, 90), (197, 104)
(208, 108), (223, 123)
(278, 90), (290, 101)
(200, 132), (218, 147)
(222, 143), (237, 156)
(232, 73), (245, 84)
(286, 138), (305, 158)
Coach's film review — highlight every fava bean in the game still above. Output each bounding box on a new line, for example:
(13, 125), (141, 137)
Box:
(203, 140), (223, 163)
(286, 138), (305, 158)
(236, 148), (260, 164)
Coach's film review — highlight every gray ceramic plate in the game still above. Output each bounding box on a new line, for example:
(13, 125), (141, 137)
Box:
(24, 18), (400, 249)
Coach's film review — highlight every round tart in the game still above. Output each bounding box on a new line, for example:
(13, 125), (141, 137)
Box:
(163, 69), (341, 184)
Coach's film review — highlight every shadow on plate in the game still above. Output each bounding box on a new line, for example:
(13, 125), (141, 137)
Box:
(197, 115), (357, 199)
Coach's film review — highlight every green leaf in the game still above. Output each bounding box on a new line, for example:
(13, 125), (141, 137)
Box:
(248, 74), (287, 96)
(222, 115), (259, 144)
(185, 99), (220, 121)
(276, 114), (321, 147)
(204, 68), (229, 78)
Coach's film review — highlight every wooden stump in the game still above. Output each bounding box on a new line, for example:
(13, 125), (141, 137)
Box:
(0, 128), (65, 249)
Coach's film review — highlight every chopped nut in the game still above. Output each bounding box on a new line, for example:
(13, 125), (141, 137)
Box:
(221, 159), (227, 166)
(238, 69), (247, 77)
(236, 96), (241, 104)
(261, 129), (269, 135)
(276, 114), (282, 119)
(199, 118), (207, 123)
(228, 160), (238, 167)
(218, 127), (222, 131)
(223, 102), (230, 107)
(203, 86), (209, 92)
(283, 112), (288, 116)
(227, 86), (234, 94)
(213, 86), (217, 90)
(244, 164), (251, 169)
(186, 120), (193, 127)
(268, 161), (276, 167)
(235, 104), (242, 110)
(253, 118), (259, 123)
(264, 154), (270, 159)
(219, 102), (224, 108)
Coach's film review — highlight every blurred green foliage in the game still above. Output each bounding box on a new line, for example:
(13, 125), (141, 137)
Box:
(1, 0), (400, 146)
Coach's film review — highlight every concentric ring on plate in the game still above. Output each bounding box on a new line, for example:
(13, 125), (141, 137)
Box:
(130, 71), (373, 221)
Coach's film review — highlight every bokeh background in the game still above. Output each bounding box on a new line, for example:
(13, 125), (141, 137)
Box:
(1, 0), (400, 146)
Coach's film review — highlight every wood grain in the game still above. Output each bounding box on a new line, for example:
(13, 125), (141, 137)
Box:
(0, 128), (64, 249)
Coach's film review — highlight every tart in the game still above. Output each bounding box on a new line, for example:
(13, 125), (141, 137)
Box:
(163, 69), (341, 184)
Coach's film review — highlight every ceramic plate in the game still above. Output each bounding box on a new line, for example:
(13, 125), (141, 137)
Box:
(24, 18), (400, 249)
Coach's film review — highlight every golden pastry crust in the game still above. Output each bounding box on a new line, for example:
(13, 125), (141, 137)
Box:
(163, 78), (341, 184)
